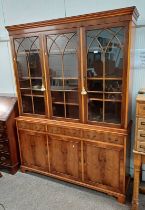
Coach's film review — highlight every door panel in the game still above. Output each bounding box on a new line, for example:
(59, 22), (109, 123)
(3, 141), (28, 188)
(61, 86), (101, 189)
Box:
(48, 134), (81, 180)
(18, 130), (48, 171)
(84, 141), (124, 192)
(46, 31), (81, 120)
(86, 27), (125, 125)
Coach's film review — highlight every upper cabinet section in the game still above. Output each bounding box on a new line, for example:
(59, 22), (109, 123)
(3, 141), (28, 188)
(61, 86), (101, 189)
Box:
(7, 7), (139, 128)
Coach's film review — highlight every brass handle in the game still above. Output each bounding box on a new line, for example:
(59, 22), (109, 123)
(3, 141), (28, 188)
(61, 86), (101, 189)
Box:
(81, 87), (87, 95)
(141, 122), (145, 125)
(140, 134), (145, 138)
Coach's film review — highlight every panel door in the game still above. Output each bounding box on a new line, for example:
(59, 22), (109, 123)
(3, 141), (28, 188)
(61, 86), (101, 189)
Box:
(45, 29), (81, 121)
(13, 36), (47, 116)
(83, 141), (124, 192)
(18, 130), (48, 171)
(48, 134), (81, 180)
(85, 25), (126, 125)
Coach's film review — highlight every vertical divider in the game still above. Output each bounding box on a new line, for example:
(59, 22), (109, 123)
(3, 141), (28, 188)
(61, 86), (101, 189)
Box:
(40, 33), (52, 118)
(80, 27), (87, 123)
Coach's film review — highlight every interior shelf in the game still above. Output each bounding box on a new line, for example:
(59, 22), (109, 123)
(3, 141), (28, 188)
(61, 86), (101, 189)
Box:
(87, 77), (122, 80)
(52, 102), (79, 106)
(89, 98), (122, 102)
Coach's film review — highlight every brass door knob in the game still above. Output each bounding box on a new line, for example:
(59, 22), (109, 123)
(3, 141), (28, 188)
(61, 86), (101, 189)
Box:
(81, 87), (87, 95)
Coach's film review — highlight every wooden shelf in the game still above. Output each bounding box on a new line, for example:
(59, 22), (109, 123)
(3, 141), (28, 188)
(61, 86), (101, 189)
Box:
(22, 94), (44, 98)
(87, 91), (122, 94)
(51, 77), (78, 80)
(52, 102), (79, 106)
(20, 77), (42, 80)
(87, 77), (122, 80)
(17, 50), (40, 55)
(89, 98), (121, 102)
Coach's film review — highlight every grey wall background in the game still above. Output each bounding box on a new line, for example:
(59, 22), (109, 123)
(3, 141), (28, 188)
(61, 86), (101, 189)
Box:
(0, 0), (145, 177)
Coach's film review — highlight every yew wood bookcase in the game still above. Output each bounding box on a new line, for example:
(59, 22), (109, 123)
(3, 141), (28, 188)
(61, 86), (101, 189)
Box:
(6, 6), (139, 203)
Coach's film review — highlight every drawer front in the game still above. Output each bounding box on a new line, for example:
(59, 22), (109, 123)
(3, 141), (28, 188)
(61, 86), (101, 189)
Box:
(0, 121), (6, 130)
(47, 125), (81, 138)
(137, 142), (145, 153)
(0, 141), (9, 154)
(0, 153), (11, 166)
(17, 121), (46, 132)
(138, 118), (145, 130)
(137, 130), (145, 141)
(82, 130), (124, 145)
(137, 103), (145, 116)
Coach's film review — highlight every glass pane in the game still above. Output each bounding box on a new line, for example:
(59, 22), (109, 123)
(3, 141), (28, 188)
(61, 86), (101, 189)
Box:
(66, 105), (79, 119)
(105, 80), (122, 92)
(29, 52), (42, 77)
(21, 96), (33, 113)
(51, 91), (64, 103)
(17, 54), (28, 78)
(88, 101), (103, 122)
(105, 102), (121, 124)
(49, 54), (62, 78)
(33, 97), (45, 115)
(19, 79), (30, 89)
(65, 92), (79, 104)
(52, 104), (65, 117)
(47, 32), (79, 120)
(64, 79), (78, 91)
(86, 27), (124, 124)
(87, 80), (103, 91)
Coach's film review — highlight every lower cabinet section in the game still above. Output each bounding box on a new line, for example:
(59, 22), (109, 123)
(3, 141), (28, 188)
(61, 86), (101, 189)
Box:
(83, 141), (124, 192)
(19, 130), (48, 171)
(48, 134), (81, 181)
(17, 121), (128, 203)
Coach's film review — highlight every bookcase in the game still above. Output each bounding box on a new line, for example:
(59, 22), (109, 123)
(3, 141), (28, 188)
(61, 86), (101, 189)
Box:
(6, 6), (139, 202)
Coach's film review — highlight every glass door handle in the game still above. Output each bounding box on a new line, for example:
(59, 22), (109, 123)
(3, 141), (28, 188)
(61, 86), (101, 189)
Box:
(81, 87), (87, 95)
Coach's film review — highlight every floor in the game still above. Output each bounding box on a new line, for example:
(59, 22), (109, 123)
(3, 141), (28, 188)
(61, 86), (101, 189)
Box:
(0, 171), (145, 210)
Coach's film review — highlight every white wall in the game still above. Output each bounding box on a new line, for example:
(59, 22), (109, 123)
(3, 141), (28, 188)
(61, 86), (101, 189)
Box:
(1, 0), (145, 176)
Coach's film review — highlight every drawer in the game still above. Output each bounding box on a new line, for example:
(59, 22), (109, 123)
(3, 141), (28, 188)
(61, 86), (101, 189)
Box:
(137, 103), (145, 116)
(137, 130), (145, 141)
(0, 141), (9, 154)
(0, 131), (7, 140)
(0, 121), (6, 130)
(138, 118), (145, 130)
(47, 125), (81, 138)
(0, 153), (11, 166)
(137, 142), (145, 153)
(82, 130), (124, 145)
(17, 121), (46, 132)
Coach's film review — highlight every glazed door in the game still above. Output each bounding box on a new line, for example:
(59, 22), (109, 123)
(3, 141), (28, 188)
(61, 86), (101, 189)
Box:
(18, 130), (48, 171)
(83, 141), (124, 192)
(13, 35), (47, 116)
(48, 134), (82, 181)
(85, 26), (126, 125)
(45, 29), (81, 121)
